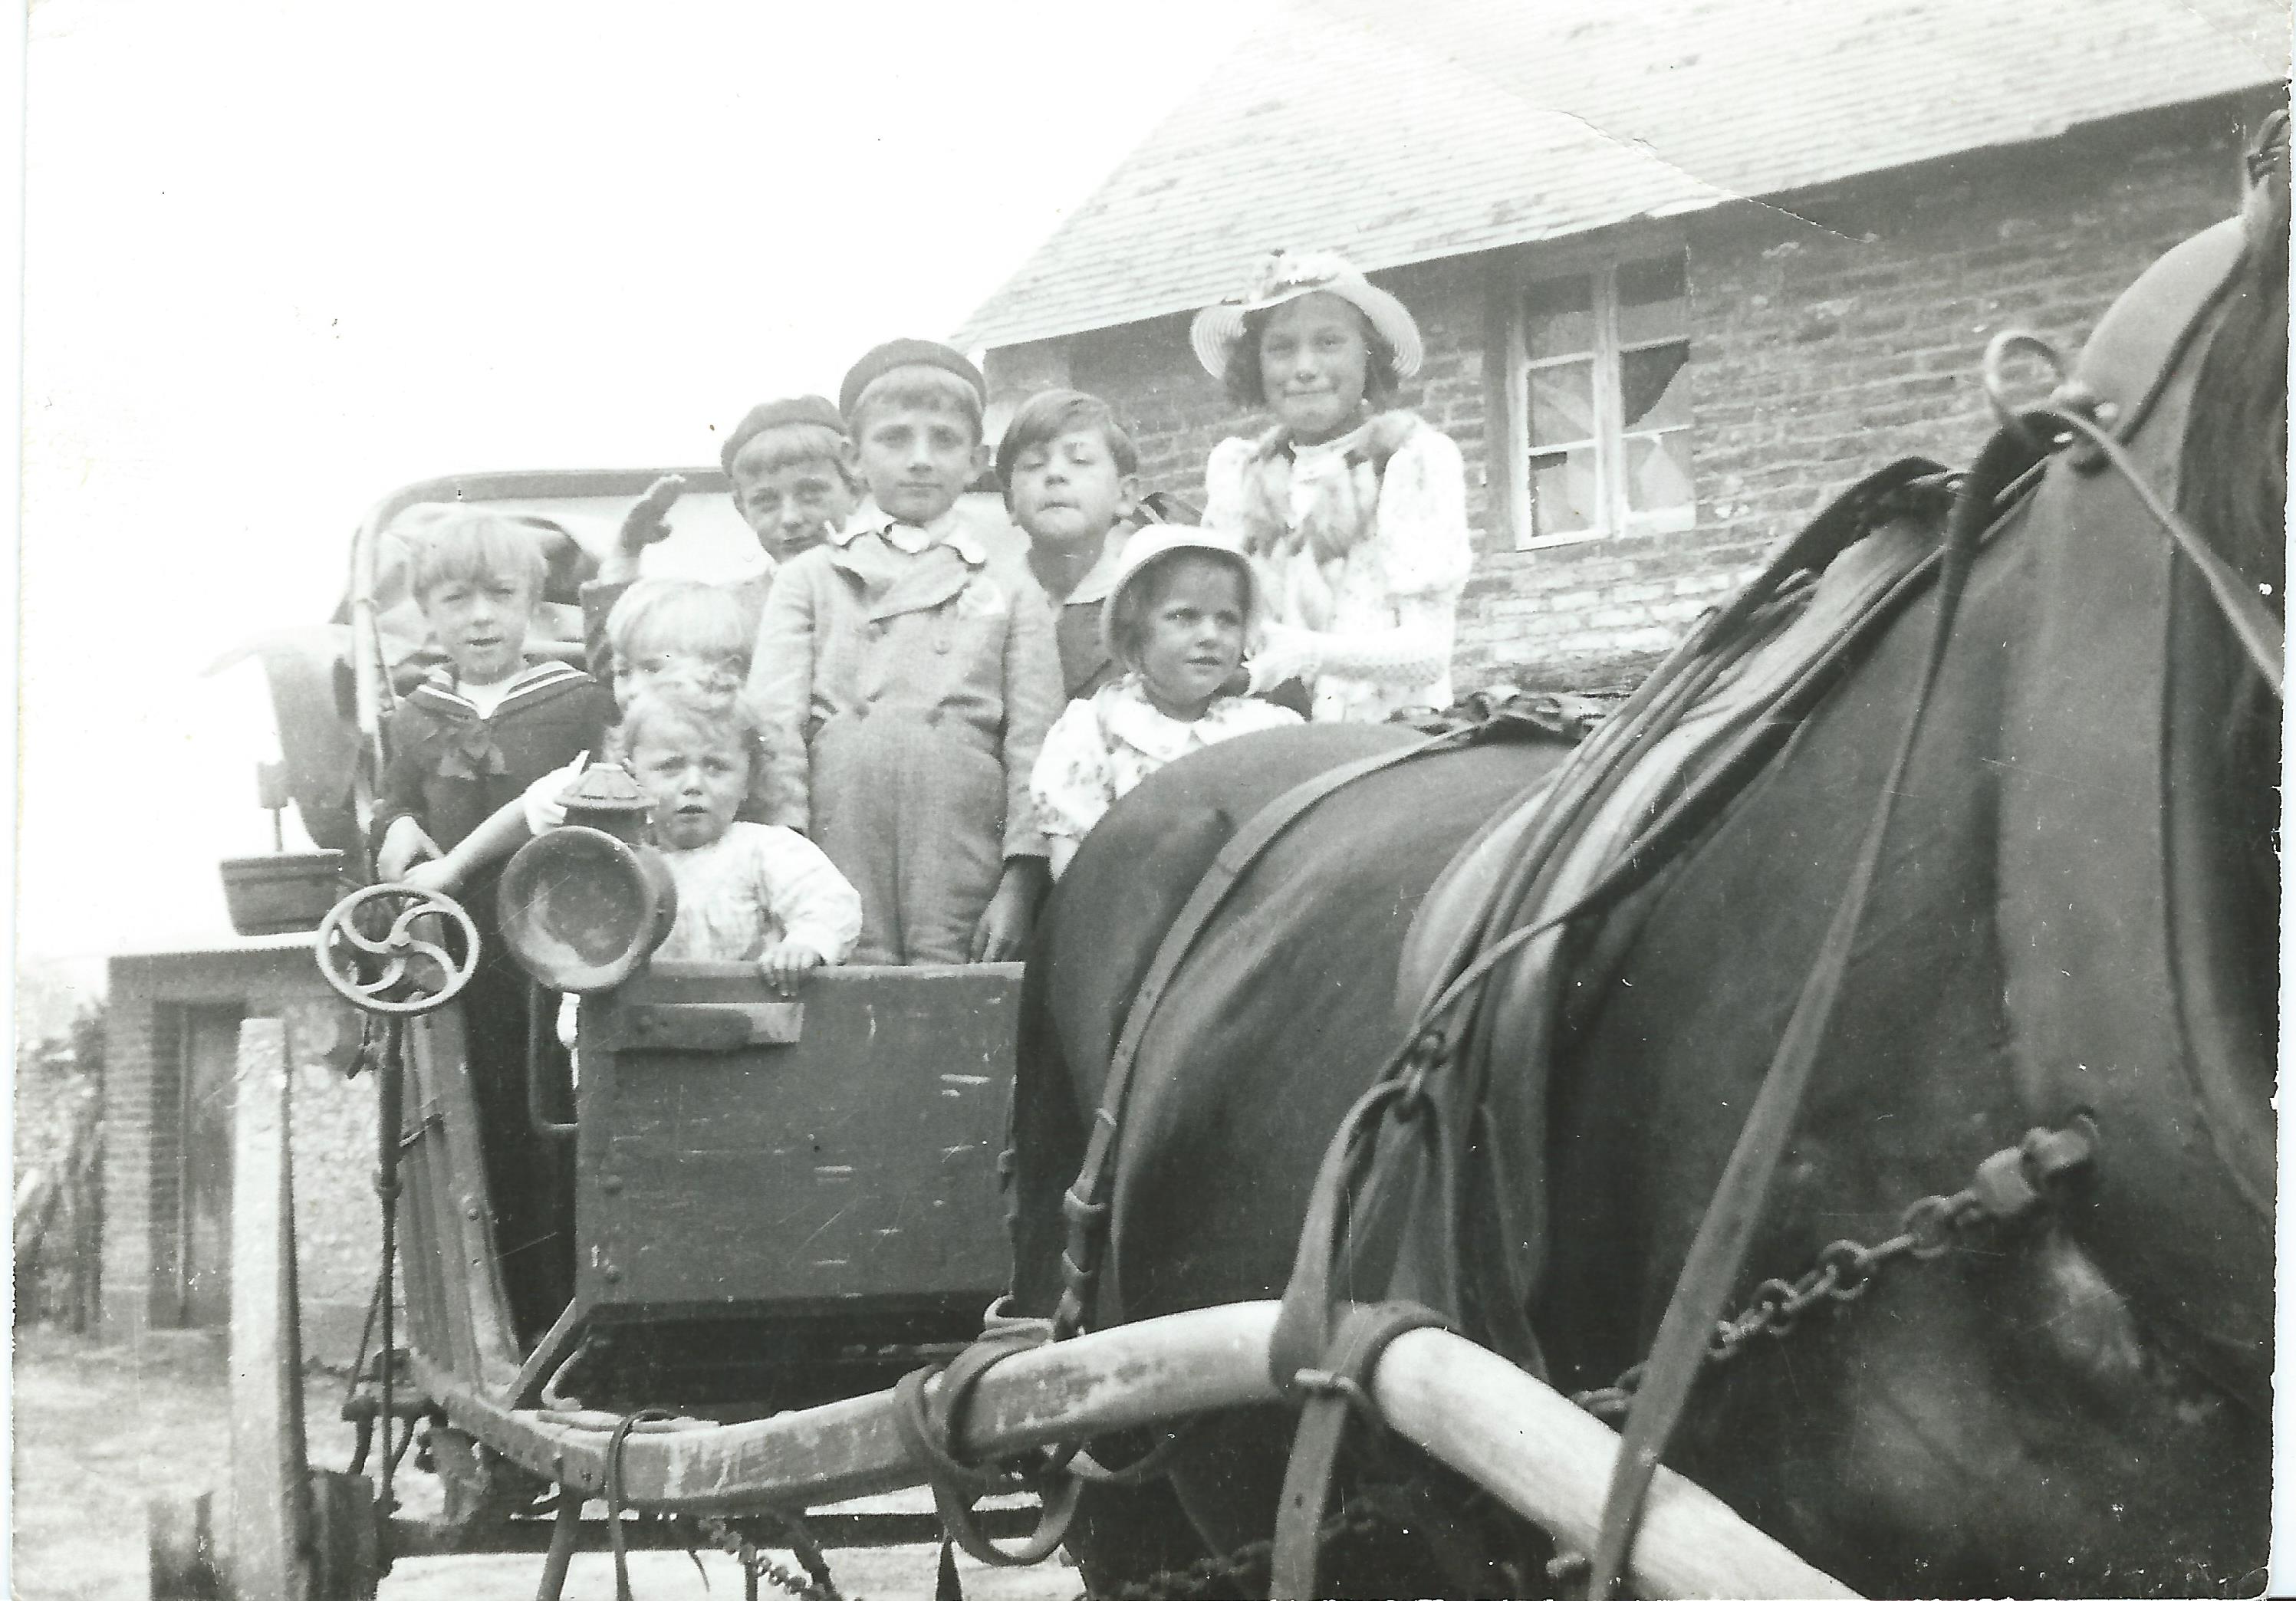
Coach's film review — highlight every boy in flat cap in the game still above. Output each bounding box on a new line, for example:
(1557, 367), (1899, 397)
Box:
(722, 394), (863, 566)
(580, 395), (862, 682)
(746, 339), (1062, 965)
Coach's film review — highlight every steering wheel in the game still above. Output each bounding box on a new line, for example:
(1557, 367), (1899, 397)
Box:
(315, 883), (482, 1015)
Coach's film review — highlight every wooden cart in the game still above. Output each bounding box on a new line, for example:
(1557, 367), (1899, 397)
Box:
(147, 469), (1846, 1601)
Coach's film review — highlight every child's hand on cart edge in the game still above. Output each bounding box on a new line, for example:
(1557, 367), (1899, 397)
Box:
(969, 858), (1047, 962)
(617, 475), (688, 554)
(376, 815), (442, 880)
(758, 939), (824, 991)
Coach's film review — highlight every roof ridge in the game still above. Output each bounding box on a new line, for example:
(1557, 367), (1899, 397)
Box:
(953, 0), (2284, 350)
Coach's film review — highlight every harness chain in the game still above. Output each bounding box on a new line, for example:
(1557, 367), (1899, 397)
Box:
(1060, 1123), (2094, 1601)
(687, 1514), (847, 1601)
(1094, 1501), (1388, 1601)
(1569, 1119), (2097, 1420)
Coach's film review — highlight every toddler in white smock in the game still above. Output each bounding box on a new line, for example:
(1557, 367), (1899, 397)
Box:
(610, 687), (863, 977)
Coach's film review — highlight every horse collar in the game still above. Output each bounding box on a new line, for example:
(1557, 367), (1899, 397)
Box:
(1995, 215), (2275, 1407)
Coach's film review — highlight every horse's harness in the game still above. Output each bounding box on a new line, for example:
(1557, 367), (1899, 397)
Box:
(915, 196), (2284, 1600)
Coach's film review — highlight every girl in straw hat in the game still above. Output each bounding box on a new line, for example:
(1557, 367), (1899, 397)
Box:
(1192, 250), (1474, 725)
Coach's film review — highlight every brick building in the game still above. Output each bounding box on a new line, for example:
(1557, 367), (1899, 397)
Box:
(101, 941), (380, 1363)
(959, 0), (2285, 691)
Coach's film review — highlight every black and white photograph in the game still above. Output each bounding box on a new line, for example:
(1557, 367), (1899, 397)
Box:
(8, 1), (2290, 1596)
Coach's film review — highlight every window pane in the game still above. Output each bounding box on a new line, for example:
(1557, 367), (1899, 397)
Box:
(1620, 342), (1689, 429)
(1617, 255), (1687, 344)
(1528, 360), (1596, 448)
(1529, 447), (1598, 537)
(1623, 431), (1694, 516)
(1525, 275), (1594, 357)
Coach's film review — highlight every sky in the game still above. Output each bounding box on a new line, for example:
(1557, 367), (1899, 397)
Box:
(15, 0), (1269, 994)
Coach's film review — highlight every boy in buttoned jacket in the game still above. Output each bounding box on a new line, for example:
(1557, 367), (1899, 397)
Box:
(746, 340), (1062, 965)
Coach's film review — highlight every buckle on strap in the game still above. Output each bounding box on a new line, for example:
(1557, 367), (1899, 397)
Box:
(1270, 1300), (1452, 1601)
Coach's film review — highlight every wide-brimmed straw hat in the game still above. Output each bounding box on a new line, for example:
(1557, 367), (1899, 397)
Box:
(1100, 526), (1265, 666)
(1189, 250), (1423, 382)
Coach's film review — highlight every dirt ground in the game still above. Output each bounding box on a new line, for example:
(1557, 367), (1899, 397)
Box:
(10, 1326), (1080, 1601)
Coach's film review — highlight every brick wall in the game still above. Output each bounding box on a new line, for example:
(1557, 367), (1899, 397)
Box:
(988, 101), (2258, 694)
(98, 980), (163, 1335)
(100, 953), (379, 1364)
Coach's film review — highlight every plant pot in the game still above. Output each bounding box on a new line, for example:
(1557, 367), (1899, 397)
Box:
(219, 850), (354, 936)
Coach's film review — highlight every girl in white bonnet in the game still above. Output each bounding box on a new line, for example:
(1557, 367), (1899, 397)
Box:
(1029, 527), (1301, 879)
(1193, 250), (1475, 723)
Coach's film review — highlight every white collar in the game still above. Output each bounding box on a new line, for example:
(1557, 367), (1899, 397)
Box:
(1288, 417), (1376, 464)
(1096, 674), (1258, 762)
(834, 500), (988, 566)
(416, 657), (585, 715)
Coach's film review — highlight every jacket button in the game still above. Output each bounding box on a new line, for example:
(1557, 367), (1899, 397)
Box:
(924, 707), (942, 726)
(934, 636), (951, 653)
(852, 703), (870, 719)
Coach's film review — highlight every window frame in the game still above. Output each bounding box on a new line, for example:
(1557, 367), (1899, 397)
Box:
(1496, 239), (1695, 551)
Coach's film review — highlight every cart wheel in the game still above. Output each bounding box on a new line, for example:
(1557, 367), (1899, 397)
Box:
(148, 1488), (219, 1599)
(306, 1469), (381, 1601)
(222, 1018), (317, 1601)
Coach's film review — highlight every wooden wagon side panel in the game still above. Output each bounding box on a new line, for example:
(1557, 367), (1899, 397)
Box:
(575, 962), (1019, 1317)
(397, 1003), (525, 1397)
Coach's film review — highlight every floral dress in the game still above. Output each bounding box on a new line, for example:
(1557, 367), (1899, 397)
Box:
(1203, 410), (1474, 723)
(1031, 675), (1302, 853)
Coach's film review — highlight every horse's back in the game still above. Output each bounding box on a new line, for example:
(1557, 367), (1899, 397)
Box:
(1038, 722), (1413, 1080)
(1011, 722), (1576, 1320)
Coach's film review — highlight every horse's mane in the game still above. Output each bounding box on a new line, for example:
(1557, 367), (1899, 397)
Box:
(2183, 107), (2289, 608)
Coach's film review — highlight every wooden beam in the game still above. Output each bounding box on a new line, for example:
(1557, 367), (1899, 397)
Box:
(441, 1301), (1856, 1599)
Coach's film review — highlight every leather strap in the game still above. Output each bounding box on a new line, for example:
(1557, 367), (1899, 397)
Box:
(1584, 426), (2038, 1600)
(1268, 1300), (1452, 1601)
(1054, 733), (1476, 1337)
(1255, 462), (1965, 1520)
(892, 1326), (1083, 1566)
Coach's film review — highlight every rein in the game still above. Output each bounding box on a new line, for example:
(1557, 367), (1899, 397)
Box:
(1982, 331), (2283, 697)
(1587, 265), (2281, 1587)
(1577, 426), (2023, 1597)
(1024, 203), (2275, 1598)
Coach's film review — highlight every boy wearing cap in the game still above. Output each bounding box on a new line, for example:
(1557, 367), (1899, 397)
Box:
(722, 394), (863, 565)
(1030, 527), (1300, 879)
(580, 396), (860, 681)
(746, 339), (1063, 965)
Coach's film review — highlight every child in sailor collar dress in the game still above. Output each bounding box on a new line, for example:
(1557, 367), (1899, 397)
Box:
(370, 511), (613, 1349)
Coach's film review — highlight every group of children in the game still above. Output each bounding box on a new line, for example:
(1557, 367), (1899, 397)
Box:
(379, 337), (1302, 994)
(366, 255), (1472, 1345)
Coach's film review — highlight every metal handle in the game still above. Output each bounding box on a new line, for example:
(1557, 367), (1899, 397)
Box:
(316, 885), (481, 1016)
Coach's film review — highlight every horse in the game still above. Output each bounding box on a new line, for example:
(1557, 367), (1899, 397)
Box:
(1006, 116), (2285, 1599)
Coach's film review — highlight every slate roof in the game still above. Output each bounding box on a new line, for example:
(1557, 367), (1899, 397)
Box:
(957, 0), (2287, 349)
